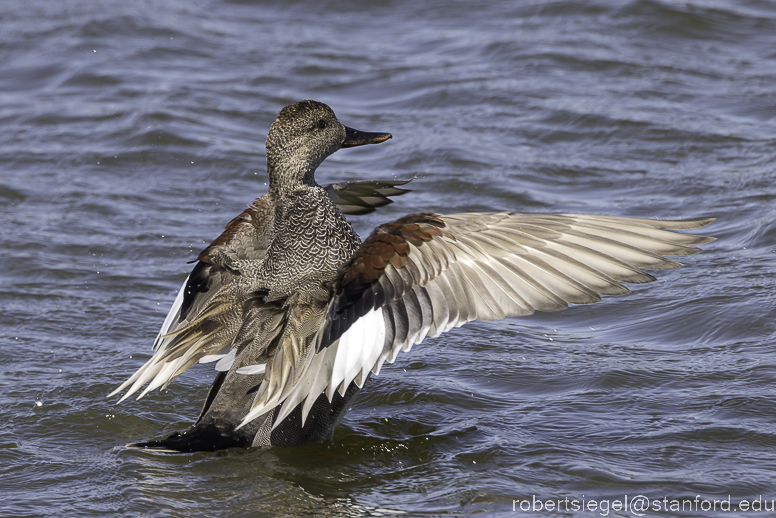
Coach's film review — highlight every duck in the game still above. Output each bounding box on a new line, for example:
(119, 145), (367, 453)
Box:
(110, 100), (715, 452)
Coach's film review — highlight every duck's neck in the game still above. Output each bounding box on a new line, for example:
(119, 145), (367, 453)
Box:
(267, 157), (320, 198)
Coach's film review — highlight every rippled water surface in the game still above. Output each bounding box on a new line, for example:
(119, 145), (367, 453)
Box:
(2, 0), (776, 516)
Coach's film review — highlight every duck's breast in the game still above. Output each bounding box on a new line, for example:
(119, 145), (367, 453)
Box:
(261, 188), (361, 297)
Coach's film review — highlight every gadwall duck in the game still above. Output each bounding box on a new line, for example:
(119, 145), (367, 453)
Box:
(111, 100), (714, 452)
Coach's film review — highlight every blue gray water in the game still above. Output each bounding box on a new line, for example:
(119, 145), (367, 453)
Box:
(2, 0), (775, 516)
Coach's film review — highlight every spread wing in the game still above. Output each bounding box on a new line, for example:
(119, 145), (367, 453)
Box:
(323, 179), (411, 215)
(109, 197), (274, 402)
(239, 211), (715, 427)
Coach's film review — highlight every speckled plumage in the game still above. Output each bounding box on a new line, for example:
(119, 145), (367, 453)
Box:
(259, 187), (361, 301)
(111, 100), (714, 452)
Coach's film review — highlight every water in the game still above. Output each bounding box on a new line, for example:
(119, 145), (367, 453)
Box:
(2, 0), (775, 516)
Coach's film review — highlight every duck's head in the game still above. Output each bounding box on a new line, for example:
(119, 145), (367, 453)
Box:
(266, 100), (392, 196)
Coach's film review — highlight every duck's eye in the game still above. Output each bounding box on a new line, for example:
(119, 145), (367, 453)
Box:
(316, 119), (328, 129)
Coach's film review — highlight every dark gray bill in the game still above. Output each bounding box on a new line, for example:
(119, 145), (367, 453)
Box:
(342, 126), (392, 148)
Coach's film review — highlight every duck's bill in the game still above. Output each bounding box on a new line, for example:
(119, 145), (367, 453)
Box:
(342, 126), (392, 148)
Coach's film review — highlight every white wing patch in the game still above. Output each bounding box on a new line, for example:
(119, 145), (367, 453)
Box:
(237, 307), (387, 430)
(327, 306), (385, 400)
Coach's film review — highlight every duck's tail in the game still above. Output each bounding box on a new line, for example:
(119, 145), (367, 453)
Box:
(124, 377), (363, 453)
(125, 422), (254, 453)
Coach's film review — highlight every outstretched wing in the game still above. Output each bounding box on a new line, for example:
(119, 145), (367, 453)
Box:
(323, 179), (411, 215)
(109, 197), (275, 402)
(239, 211), (715, 427)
